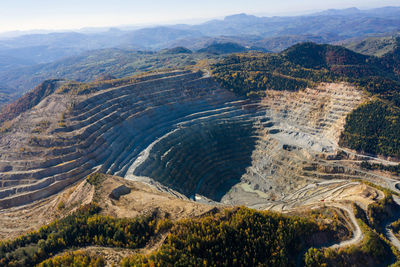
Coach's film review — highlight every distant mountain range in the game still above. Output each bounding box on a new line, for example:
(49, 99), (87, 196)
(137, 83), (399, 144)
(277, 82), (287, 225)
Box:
(0, 6), (399, 66)
(0, 6), (400, 106)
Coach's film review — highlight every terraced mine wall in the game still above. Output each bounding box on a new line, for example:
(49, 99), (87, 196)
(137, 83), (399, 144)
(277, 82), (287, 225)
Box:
(129, 119), (258, 201)
(1, 70), (383, 210)
(0, 71), (259, 208)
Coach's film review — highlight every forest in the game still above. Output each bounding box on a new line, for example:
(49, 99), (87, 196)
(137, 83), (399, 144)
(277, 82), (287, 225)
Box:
(122, 207), (321, 266)
(340, 99), (400, 158)
(0, 203), (157, 266)
(0, 200), (334, 266)
(37, 251), (104, 267)
(360, 161), (400, 175)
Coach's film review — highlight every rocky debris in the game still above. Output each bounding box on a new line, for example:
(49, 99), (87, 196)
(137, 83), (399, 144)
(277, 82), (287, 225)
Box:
(109, 185), (131, 200)
(283, 144), (297, 151)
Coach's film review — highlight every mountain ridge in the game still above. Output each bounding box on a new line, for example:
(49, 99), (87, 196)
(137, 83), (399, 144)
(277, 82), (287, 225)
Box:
(1, 6), (400, 67)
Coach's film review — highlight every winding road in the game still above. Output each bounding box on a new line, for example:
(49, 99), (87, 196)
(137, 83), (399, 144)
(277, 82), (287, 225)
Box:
(384, 196), (400, 251)
(294, 202), (363, 267)
(325, 204), (363, 249)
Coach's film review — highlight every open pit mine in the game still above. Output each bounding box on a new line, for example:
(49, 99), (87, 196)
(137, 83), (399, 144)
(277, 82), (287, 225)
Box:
(0, 69), (392, 211)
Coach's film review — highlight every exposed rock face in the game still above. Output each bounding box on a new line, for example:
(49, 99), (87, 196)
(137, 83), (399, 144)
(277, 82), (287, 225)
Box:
(0, 70), (378, 210)
(221, 84), (368, 209)
(0, 70), (254, 207)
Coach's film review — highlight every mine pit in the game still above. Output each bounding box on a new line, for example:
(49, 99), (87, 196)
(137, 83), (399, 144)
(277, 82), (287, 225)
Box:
(129, 119), (258, 201)
(0, 71), (376, 211)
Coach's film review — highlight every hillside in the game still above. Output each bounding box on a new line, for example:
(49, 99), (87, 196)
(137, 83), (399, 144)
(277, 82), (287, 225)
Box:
(160, 46), (193, 54)
(1, 41), (400, 266)
(0, 88), (17, 108)
(197, 42), (249, 54)
(0, 48), (217, 104)
(341, 33), (400, 56)
(212, 42), (400, 158)
(0, 79), (64, 124)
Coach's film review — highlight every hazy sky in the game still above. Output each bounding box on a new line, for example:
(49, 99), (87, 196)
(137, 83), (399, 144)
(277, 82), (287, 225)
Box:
(1, 0), (400, 33)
